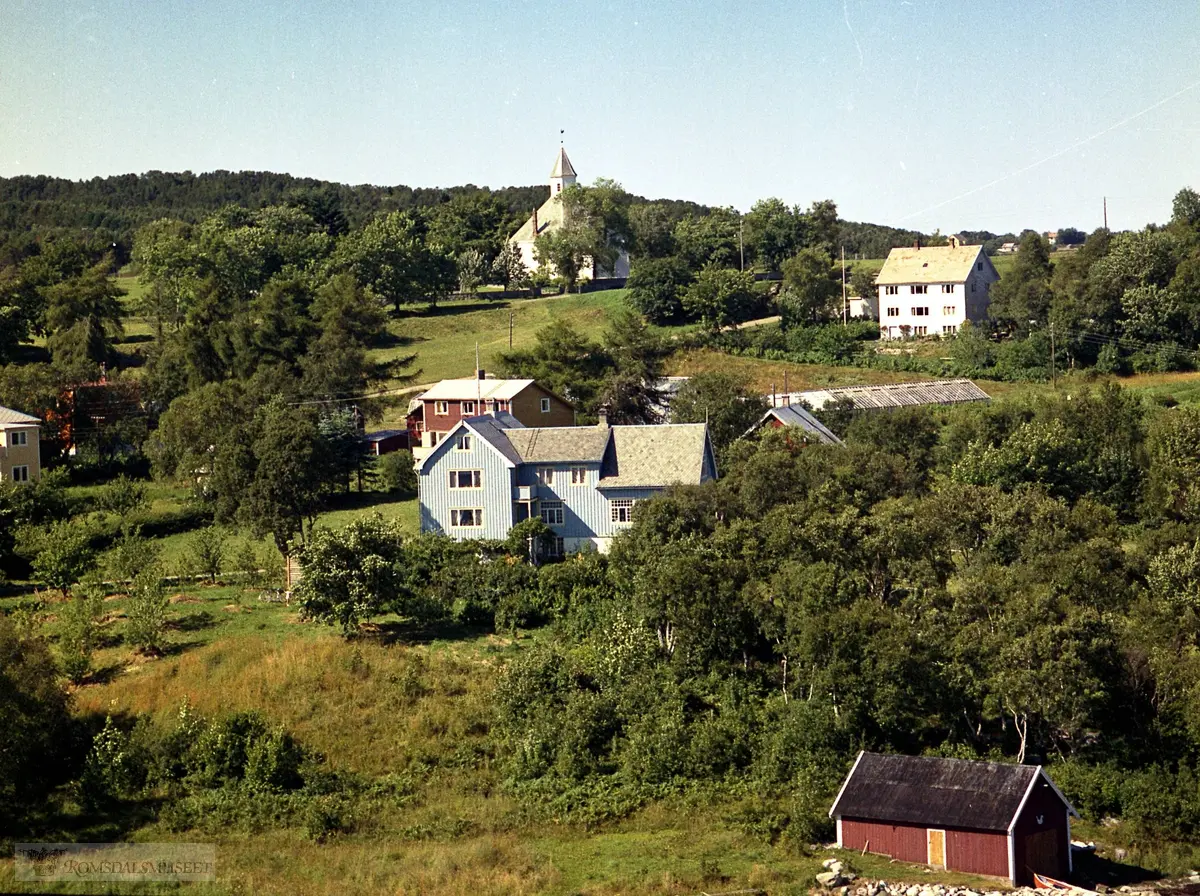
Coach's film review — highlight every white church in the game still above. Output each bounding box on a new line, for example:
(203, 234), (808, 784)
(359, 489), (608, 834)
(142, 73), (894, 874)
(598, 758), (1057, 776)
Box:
(507, 147), (631, 282)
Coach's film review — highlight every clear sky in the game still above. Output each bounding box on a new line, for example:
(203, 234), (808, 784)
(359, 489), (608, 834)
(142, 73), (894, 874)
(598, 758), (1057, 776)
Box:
(2, 0), (1198, 235)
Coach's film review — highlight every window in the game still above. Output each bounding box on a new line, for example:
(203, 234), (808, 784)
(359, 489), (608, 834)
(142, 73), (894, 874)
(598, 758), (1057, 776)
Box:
(450, 508), (483, 527)
(570, 466), (588, 485)
(610, 499), (636, 524)
(11, 465), (30, 482)
(941, 284), (955, 294)
(449, 470), (481, 488)
(536, 467), (554, 486)
(943, 306), (956, 316)
(540, 397), (551, 413)
(540, 500), (564, 525)
(546, 537), (565, 558)
(497, 401), (508, 411)
(912, 307), (929, 316)
(971, 282), (977, 293)
(9, 431), (27, 447)
(429, 432), (441, 446)
(943, 325), (958, 335)
(977, 262), (983, 271)
(455, 434), (472, 451)
(461, 401), (476, 415)
(886, 307), (900, 317)
(913, 326), (928, 336)
(884, 285), (899, 295)
(485, 399), (495, 412)
(434, 401), (449, 415)
(911, 285), (928, 294)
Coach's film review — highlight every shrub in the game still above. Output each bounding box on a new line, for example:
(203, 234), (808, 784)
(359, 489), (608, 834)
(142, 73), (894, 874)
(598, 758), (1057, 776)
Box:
(30, 519), (98, 597)
(375, 450), (416, 495)
(105, 528), (160, 584)
(183, 526), (226, 584)
(58, 588), (102, 683)
(95, 474), (148, 518)
(125, 567), (169, 656)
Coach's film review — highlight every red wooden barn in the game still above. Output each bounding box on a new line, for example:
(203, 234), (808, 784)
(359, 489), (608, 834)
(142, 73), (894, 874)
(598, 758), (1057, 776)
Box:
(829, 752), (1078, 886)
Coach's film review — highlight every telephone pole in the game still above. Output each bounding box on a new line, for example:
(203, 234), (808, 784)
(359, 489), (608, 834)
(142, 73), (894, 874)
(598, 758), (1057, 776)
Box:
(509, 310), (514, 348)
(841, 245), (848, 326)
(1103, 196), (1108, 231)
(1050, 322), (1057, 387)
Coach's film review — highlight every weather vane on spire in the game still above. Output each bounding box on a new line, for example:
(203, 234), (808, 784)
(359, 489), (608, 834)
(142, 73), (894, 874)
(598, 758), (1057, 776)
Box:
(560, 129), (564, 144)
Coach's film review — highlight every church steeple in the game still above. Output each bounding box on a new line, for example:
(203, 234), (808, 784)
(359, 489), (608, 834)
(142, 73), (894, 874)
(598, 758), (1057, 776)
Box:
(549, 146), (577, 194)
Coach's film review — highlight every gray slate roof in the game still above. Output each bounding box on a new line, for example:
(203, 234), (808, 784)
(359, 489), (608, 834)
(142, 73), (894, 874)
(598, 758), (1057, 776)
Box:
(749, 405), (842, 444)
(599, 423), (711, 488)
(829, 752), (1068, 832)
(875, 244), (987, 285)
(505, 426), (611, 463)
(0, 405), (40, 425)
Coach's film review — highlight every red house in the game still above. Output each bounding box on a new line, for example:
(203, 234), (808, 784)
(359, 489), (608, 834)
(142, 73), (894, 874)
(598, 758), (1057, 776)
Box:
(829, 752), (1077, 886)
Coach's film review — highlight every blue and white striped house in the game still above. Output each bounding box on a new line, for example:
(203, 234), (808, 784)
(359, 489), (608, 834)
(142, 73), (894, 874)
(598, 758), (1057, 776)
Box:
(418, 411), (717, 554)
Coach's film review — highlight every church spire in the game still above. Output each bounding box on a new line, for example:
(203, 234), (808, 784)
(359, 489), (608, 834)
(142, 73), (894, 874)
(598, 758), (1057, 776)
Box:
(549, 146), (577, 194)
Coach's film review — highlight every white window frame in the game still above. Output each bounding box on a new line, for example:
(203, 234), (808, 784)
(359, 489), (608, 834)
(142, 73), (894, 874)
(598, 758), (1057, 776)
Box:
(11, 465), (30, 482)
(569, 466), (588, 485)
(540, 500), (564, 525)
(943, 325), (958, 335)
(434, 400), (450, 415)
(448, 469), (482, 489)
(455, 434), (472, 451)
(886, 306), (899, 317)
(547, 536), (565, 558)
(10, 431), (28, 447)
(537, 467), (554, 486)
(610, 499), (636, 524)
(943, 305), (956, 315)
(911, 284), (928, 295)
(914, 325), (928, 336)
(884, 285), (899, 295)
(941, 284), (955, 294)
(450, 508), (483, 528)
(540, 397), (551, 413)
(912, 306), (929, 316)
(461, 401), (476, 415)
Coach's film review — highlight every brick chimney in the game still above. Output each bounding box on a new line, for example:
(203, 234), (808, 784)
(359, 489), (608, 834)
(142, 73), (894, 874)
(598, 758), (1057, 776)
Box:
(597, 407), (609, 429)
(531, 206), (538, 236)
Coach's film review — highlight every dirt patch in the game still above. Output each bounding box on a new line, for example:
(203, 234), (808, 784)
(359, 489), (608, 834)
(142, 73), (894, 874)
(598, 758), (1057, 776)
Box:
(222, 604), (245, 613)
(169, 594), (203, 604)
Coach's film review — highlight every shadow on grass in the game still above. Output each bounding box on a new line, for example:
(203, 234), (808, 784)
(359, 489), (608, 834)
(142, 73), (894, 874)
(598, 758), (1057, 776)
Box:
(1075, 850), (1162, 887)
(392, 299), (511, 320)
(359, 617), (493, 646)
(323, 489), (415, 513)
(83, 662), (126, 686)
(167, 609), (217, 633)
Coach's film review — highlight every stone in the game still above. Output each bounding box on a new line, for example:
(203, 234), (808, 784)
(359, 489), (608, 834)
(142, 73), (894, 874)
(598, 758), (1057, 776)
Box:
(824, 858), (841, 870)
(906, 886), (922, 896)
(817, 871), (842, 888)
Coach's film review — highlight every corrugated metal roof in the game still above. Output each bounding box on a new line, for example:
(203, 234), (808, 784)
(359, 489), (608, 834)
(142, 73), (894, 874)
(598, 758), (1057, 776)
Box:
(365, 429), (406, 442)
(599, 424), (711, 488)
(419, 378), (537, 402)
(791, 379), (991, 411)
(748, 405), (842, 444)
(875, 244), (988, 285)
(0, 405), (40, 425)
(830, 752), (1048, 832)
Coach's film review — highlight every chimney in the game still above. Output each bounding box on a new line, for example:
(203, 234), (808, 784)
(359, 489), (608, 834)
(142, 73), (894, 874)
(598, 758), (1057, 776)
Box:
(597, 406), (609, 429)
(477, 368), (485, 380)
(948, 235), (961, 249)
(531, 206), (538, 236)
(913, 238), (920, 250)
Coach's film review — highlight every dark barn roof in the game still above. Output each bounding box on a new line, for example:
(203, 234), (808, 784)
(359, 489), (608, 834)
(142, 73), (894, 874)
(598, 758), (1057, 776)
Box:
(830, 752), (1071, 832)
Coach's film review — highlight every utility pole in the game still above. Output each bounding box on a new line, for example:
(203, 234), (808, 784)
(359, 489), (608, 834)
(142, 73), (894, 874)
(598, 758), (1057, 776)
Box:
(1050, 322), (1056, 387)
(509, 310), (514, 348)
(1103, 196), (1108, 231)
(841, 245), (848, 326)
(739, 222), (745, 272)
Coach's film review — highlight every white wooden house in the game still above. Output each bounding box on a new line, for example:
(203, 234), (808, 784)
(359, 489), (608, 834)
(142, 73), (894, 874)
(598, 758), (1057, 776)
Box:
(874, 237), (999, 339)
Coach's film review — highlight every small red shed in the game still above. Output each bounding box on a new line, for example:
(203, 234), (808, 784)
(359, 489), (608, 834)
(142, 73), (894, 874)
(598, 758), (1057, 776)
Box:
(829, 752), (1077, 886)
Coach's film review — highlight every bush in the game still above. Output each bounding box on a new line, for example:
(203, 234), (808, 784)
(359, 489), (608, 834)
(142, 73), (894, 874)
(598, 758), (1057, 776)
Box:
(183, 526), (226, 584)
(375, 450), (416, 496)
(95, 474), (148, 518)
(105, 528), (160, 584)
(58, 589), (102, 683)
(125, 567), (168, 656)
(29, 519), (98, 597)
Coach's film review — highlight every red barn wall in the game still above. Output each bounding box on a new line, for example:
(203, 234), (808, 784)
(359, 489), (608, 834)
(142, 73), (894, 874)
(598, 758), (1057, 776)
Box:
(842, 819), (1009, 880)
(841, 819), (928, 865)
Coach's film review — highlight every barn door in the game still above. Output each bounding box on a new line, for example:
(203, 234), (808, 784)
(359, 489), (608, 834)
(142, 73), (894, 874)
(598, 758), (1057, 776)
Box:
(927, 829), (946, 869)
(1024, 829), (1062, 878)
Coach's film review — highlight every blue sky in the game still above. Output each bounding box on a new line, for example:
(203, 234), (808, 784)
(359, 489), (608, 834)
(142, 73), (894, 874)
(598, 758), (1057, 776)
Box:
(2, 0), (1198, 235)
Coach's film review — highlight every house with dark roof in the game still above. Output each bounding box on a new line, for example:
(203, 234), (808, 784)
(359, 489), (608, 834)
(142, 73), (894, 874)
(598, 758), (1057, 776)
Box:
(744, 404), (842, 444)
(875, 237), (1000, 339)
(417, 410), (716, 554)
(829, 752), (1077, 885)
(0, 405), (41, 483)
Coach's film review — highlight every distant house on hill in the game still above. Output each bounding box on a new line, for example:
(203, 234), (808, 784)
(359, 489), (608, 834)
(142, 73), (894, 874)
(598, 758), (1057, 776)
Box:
(507, 146), (631, 284)
(997, 241), (1019, 254)
(406, 372), (573, 464)
(830, 752), (1077, 886)
(418, 411), (716, 554)
(874, 237), (1000, 339)
(0, 405), (41, 483)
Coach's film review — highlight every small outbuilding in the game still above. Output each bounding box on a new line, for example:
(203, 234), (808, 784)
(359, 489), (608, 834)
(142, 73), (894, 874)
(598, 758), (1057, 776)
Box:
(829, 752), (1077, 886)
